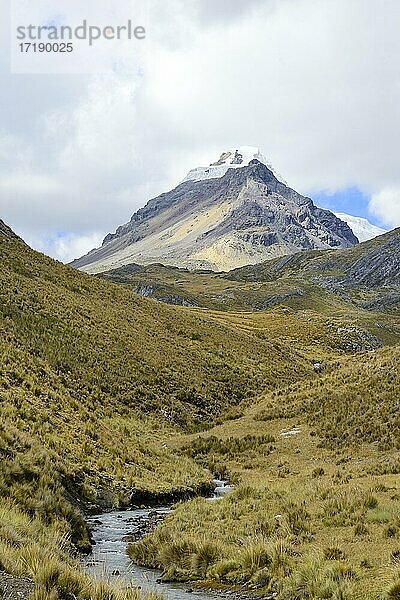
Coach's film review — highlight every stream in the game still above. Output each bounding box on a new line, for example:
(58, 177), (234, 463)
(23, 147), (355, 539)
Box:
(83, 480), (233, 600)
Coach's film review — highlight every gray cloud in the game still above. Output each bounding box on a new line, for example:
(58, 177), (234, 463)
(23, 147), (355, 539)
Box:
(193, 0), (270, 25)
(1, 0), (399, 260)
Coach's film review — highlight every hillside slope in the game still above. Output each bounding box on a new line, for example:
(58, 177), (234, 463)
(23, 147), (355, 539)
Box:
(0, 232), (317, 511)
(0, 229), (319, 597)
(98, 229), (400, 315)
(226, 227), (400, 310)
(0, 236), (312, 425)
(1, 225), (398, 599)
(131, 344), (400, 599)
(0, 218), (22, 240)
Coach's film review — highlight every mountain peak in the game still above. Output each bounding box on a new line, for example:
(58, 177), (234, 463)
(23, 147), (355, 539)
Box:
(183, 146), (286, 183)
(72, 152), (358, 274)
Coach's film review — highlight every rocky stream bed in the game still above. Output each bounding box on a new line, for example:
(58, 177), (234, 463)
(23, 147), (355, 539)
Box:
(81, 480), (263, 600)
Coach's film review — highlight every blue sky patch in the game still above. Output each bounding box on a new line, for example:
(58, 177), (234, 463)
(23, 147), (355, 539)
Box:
(311, 187), (381, 225)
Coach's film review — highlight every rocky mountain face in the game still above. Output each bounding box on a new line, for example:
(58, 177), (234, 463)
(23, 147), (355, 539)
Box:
(226, 227), (400, 310)
(98, 228), (400, 314)
(72, 151), (358, 274)
(227, 227), (400, 285)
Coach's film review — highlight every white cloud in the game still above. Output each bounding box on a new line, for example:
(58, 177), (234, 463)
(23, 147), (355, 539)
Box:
(369, 188), (400, 229)
(1, 0), (400, 260)
(0, 173), (60, 196)
(21, 230), (104, 263)
(52, 232), (104, 262)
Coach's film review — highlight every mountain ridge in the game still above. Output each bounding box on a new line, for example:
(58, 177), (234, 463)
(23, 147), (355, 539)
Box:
(0, 218), (23, 241)
(226, 226), (400, 286)
(72, 158), (358, 273)
(225, 226), (400, 310)
(98, 227), (400, 314)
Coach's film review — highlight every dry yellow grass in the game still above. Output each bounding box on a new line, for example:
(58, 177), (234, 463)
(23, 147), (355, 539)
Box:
(132, 345), (400, 599)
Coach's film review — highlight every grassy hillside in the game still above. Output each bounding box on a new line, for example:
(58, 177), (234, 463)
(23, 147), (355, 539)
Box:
(0, 232), (323, 597)
(1, 237), (315, 426)
(1, 228), (399, 599)
(130, 345), (400, 599)
(99, 264), (400, 362)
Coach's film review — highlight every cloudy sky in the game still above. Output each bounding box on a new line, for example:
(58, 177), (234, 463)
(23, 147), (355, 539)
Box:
(1, 0), (400, 262)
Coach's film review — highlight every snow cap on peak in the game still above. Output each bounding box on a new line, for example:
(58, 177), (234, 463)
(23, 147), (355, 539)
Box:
(334, 212), (386, 242)
(183, 146), (283, 183)
(210, 146), (266, 167)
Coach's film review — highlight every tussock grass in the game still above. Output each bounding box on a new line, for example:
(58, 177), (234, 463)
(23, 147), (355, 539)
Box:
(130, 342), (400, 598)
(0, 502), (155, 599)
